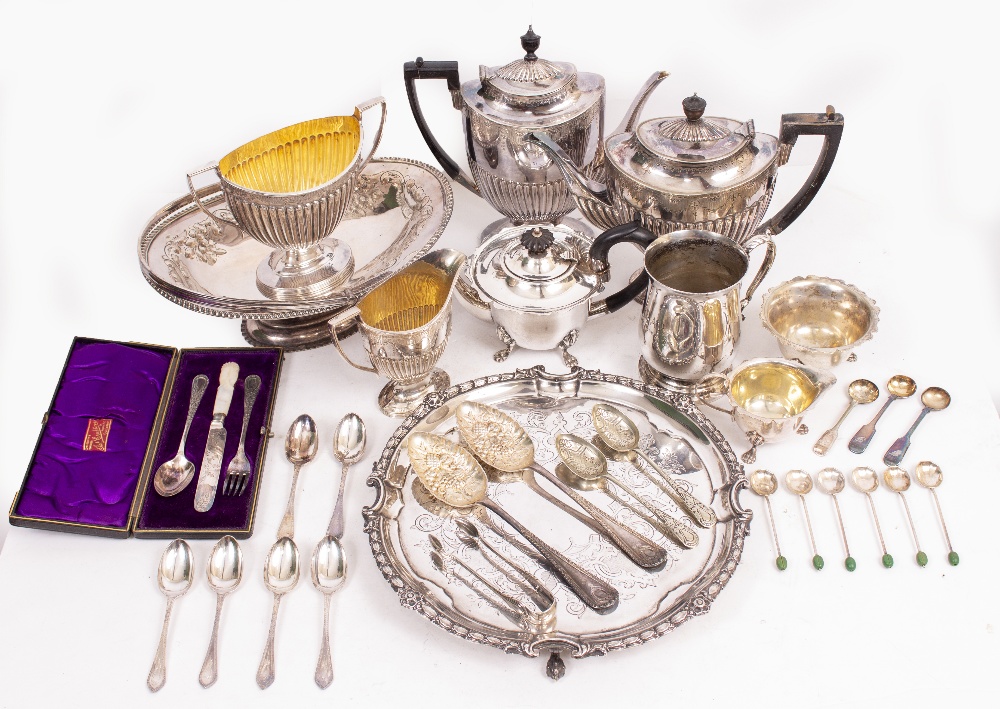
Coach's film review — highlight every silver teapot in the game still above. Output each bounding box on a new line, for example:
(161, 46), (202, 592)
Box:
(529, 94), (844, 245)
(404, 26), (667, 239)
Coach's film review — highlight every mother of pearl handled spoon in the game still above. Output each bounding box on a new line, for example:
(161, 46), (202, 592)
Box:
(883, 387), (951, 466)
(813, 379), (878, 456)
(848, 375), (916, 454)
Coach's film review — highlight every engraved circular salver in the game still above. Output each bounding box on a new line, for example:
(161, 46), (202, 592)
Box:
(364, 366), (750, 668)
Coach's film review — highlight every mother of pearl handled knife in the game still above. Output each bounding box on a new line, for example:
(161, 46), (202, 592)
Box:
(195, 362), (240, 512)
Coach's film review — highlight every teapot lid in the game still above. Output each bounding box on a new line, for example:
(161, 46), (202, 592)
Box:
(472, 225), (600, 312)
(479, 26), (578, 108)
(636, 94), (755, 165)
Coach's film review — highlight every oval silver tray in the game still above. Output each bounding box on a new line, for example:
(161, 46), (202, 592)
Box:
(365, 366), (750, 678)
(137, 157), (453, 348)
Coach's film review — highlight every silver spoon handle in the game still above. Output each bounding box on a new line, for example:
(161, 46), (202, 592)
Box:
(315, 593), (334, 689)
(636, 451), (717, 528)
(469, 538), (553, 611)
(445, 561), (526, 627)
(763, 495), (783, 558)
(256, 594), (282, 689)
(814, 401), (856, 455)
(147, 597), (175, 692)
(831, 495), (851, 558)
(898, 493), (923, 553)
(235, 375), (261, 456)
(605, 473), (700, 549)
(529, 464), (669, 569)
(848, 396), (896, 454)
(799, 497), (819, 558)
(883, 407), (930, 466)
(177, 375), (209, 455)
(276, 464), (302, 540)
(479, 499), (619, 613)
(198, 593), (225, 688)
(930, 489), (955, 553)
(327, 462), (351, 539)
(451, 553), (530, 622)
(865, 492), (888, 555)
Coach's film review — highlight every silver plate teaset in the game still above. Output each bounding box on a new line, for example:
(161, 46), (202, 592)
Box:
(130, 25), (958, 679)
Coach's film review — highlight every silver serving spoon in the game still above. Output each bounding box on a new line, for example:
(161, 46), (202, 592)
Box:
(592, 403), (716, 528)
(154, 375), (209, 496)
(748, 471), (786, 571)
(147, 539), (194, 692)
(326, 413), (367, 539)
(199, 535), (243, 688)
(813, 379), (879, 455)
(848, 374), (916, 454)
(406, 432), (619, 613)
(276, 414), (319, 540)
(883, 387), (951, 466)
(884, 466), (928, 567)
(850, 467), (893, 568)
(256, 537), (301, 689)
(914, 461), (959, 566)
(455, 402), (668, 570)
(785, 470), (824, 570)
(556, 433), (698, 550)
(312, 535), (348, 688)
(816, 468), (856, 571)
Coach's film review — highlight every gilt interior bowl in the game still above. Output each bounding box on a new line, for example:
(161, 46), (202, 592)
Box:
(760, 276), (878, 369)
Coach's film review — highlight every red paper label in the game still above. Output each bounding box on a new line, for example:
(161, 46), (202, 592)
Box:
(83, 418), (112, 452)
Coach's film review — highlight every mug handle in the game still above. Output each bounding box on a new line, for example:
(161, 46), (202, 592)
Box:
(696, 374), (734, 415)
(738, 234), (777, 315)
(752, 107), (844, 238)
(588, 221), (659, 315)
(354, 97), (387, 173)
(186, 164), (243, 241)
(403, 58), (479, 196)
(329, 307), (377, 374)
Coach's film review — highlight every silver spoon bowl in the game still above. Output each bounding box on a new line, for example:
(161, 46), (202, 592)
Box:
(147, 539), (194, 692)
(312, 536), (348, 688)
(199, 535), (243, 687)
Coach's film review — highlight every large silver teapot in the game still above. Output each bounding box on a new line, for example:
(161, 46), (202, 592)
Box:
(529, 94), (844, 245)
(404, 27), (667, 236)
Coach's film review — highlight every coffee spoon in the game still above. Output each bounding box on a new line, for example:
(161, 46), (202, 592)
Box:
(848, 374), (916, 454)
(147, 539), (194, 692)
(406, 432), (619, 613)
(276, 414), (319, 540)
(850, 467), (893, 568)
(153, 375), (209, 496)
(311, 535), (347, 688)
(327, 413), (366, 538)
(816, 468), (856, 571)
(256, 537), (301, 689)
(914, 461), (959, 566)
(884, 466), (928, 567)
(748, 470), (787, 571)
(199, 535), (243, 688)
(813, 379), (879, 455)
(592, 403), (716, 528)
(883, 387), (951, 466)
(785, 470), (824, 570)
(556, 433), (698, 550)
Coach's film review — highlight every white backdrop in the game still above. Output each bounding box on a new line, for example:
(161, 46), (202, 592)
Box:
(1, 1), (998, 707)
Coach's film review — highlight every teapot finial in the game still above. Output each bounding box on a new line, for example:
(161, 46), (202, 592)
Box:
(521, 25), (541, 61)
(520, 226), (555, 254)
(682, 93), (707, 122)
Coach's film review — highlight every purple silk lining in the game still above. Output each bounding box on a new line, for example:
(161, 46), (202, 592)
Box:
(16, 339), (280, 534)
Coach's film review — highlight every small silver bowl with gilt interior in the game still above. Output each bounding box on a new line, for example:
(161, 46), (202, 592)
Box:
(760, 275), (879, 369)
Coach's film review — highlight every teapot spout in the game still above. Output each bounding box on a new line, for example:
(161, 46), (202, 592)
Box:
(611, 70), (670, 137)
(525, 130), (613, 212)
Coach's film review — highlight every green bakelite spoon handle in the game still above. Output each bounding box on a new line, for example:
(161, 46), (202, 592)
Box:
(882, 553), (894, 568)
(776, 556), (788, 571)
(845, 556), (856, 572)
(916, 551), (928, 567)
(812, 555), (824, 571)
(949, 551), (960, 566)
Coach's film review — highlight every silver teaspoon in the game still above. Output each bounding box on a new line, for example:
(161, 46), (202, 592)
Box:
(327, 413), (367, 538)
(312, 535), (347, 688)
(915, 461), (959, 566)
(256, 537), (300, 689)
(813, 379), (879, 455)
(153, 375), (209, 496)
(198, 535), (243, 688)
(147, 539), (194, 692)
(786, 470), (824, 571)
(276, 415), (319, 540)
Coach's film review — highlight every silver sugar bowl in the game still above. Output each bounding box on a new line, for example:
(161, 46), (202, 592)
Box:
(404, 26), (667, 239)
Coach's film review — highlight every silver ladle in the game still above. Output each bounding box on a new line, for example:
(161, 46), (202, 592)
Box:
(592, 403), (717, 528)
(884, 466), (928, 567)
(455, 401), (668, 570)
(850, 466), (893, 568)
(326, 413), (366, 538)
(813, 379), (879, 455)
(914, 461), (959, 566)
(256, 537), (301, 689)
(198, 535), (243, 688)
(848, 374), (916, 454)
(147, 539), (194, 692)
(785, 470), (824, 570)
(747, 470), (786, 571)
(406, 431), (619, 613)
(816, 468), (856, 571)
(311, 535), (348, 688)
(276, 414), (319, 540)
(883, 387), (951, 466)
(556, 433), (698, 550)
(153, 375), (209, 496)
